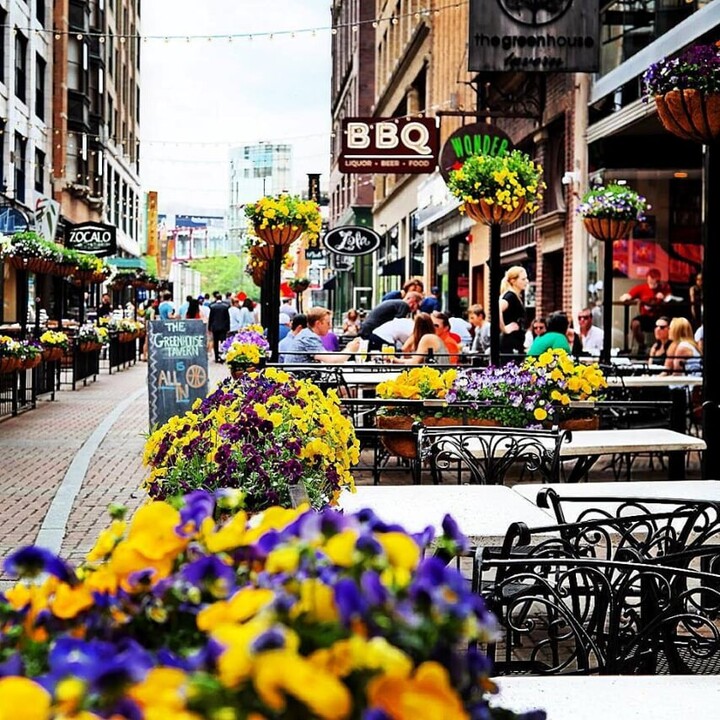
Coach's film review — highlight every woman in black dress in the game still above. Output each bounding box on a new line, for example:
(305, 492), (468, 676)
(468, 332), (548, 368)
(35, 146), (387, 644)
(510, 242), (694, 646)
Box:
(499, 265), (529, 357)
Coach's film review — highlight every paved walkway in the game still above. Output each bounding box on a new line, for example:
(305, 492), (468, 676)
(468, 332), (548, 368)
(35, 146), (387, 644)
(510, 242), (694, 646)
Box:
(0, 360), (226, 582)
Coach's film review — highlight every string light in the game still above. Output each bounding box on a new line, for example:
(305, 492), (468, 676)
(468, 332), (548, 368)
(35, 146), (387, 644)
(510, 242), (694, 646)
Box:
(0, 2), (466, 44)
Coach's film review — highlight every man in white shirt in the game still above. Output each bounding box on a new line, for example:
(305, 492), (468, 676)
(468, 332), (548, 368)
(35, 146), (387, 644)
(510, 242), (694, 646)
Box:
(578, 308), (604, 355)
(371, 317), (414, 350)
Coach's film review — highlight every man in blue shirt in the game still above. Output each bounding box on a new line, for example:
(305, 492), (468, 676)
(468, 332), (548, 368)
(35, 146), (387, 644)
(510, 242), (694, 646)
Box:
(283, 307), (360, 363)
(157, 292), (176, 320)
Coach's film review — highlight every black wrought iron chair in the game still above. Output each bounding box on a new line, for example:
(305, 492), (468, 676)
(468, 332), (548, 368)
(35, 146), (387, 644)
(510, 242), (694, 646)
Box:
(413, 424), (572, 485)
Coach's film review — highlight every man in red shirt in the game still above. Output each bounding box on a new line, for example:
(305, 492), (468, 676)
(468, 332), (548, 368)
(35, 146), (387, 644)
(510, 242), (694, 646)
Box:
(432, 312), (461, 364)
(619, 268), (672, 355)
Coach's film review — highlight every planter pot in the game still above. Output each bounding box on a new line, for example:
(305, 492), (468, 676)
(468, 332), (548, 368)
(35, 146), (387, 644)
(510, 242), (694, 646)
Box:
(20, 356), (42, 370)
(583, 217), (636, 242)
(654, 89), (720, 144)
(119, 332), (134, 343)
(8, 256), (30, 271)
(376, 414), (459, 459)
(0, 357), (20, 374)
(558, 415), (600, 432)
(42, 347), (65, 362)
(78, 342), (102, 353)
(465, 417), (503, 427)
(464, 198), (527, 226)
(253, 224), (304, 246)
(249, 243), (280, 262)
(27, 258), (57, 275)
(55, 264), (78, 277)
(289, 280), (310, 293)
(73, 269), (98, 283)
(251, 265), (266, 287)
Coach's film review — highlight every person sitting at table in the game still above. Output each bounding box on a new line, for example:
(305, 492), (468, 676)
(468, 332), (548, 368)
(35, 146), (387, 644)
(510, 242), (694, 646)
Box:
(663, 316), (702, 375)
(524, 316), (547, 352)
(619, 268), (672, 355)
(391, 312), (450, 365)
(648, 316), (672, 366)
(527, 311), (571, 357)
(431, 312), (461, 364)
(578, 308), (604, 355)
(278, 314), (307, 362)
(283, 307), (360, 364)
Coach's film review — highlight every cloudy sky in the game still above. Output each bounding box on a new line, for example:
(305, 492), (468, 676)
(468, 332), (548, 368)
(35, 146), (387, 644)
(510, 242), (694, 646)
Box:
(140, 1), (332, 215)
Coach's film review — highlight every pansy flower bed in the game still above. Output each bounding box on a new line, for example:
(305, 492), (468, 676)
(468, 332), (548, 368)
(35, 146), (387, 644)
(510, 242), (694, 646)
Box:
(143, 368), (359, 511)
(0, 494), (544, 719)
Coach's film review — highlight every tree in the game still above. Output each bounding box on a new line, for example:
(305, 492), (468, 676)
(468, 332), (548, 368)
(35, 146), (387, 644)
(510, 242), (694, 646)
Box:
(188, 256), (255, 296)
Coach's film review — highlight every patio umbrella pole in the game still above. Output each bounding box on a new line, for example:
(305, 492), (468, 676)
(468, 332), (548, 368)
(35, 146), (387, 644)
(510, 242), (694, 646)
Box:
(702, 142), (719, 478)
(489, 223), (501, 367)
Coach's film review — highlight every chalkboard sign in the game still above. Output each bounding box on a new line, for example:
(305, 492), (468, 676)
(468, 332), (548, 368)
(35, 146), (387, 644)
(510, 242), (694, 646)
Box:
(148, 320), (209, 428)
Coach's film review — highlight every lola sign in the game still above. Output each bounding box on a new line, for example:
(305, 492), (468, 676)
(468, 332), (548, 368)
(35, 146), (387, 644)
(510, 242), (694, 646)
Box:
(64, 221), (117, 256)
(323, 226), (381, 256)
(340, 117), (439, 173)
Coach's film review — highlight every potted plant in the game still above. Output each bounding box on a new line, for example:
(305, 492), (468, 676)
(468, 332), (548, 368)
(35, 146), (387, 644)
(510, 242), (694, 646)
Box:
(0, 336), (23, 374)
(0, 494), (539, 719)
(220, 325), (270, 375)
(446, 363), (559, 428)
(18, 340), (43, 370)
(376, 366), (458, 458)
(287, 276), (311, 293)
(524, 349), (608, 430)
(39, 330), (69, 362)
(75, 324), (108, 352)
(143, 367), (359, 511)
(71, 252), (105, 283)
(4, 232), (62, 274)
(644, 42), (720, 143)
(447, 149), (546, 225)
(244, 193), (322, 247)
(577, 183), (648, 241)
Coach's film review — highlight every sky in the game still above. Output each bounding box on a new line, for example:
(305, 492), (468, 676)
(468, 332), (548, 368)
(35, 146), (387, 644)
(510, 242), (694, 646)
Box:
(140, 1), (332, 216)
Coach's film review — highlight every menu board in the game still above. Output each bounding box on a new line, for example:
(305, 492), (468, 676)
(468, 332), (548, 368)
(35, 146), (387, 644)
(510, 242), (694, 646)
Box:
(148, 319), (209, 428)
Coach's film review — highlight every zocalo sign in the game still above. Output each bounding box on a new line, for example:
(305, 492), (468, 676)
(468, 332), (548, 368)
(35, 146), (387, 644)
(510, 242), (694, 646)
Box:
(323, 226), (381, 256)
(64, 221), (118, 256)
(468, 0), (599, 73)
(340, 117), (439, 174)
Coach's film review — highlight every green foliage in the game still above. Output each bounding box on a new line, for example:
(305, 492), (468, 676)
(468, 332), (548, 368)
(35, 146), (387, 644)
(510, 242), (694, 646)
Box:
(189, 255), (254, 296)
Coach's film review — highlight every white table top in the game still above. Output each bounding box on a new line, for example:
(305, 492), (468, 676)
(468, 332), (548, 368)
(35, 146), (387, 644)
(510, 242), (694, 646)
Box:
(491, 676), (719, 719)
(337, 485), (554, 545)
(607, 374), (703, 388)
(512, 480), (720, 522)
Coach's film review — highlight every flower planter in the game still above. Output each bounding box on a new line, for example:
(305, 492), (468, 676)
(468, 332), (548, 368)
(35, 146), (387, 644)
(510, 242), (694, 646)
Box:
(251, 264), (266, 287)
(74, 269), (99, 283)
(42, 347), (65, 363)
(27, 258), (57, 275)
(118, 332), (134, 343)
(249, 243), (280, 262)
(20, 356), (42, 370)
(78, 342), (102, 353)
(583, 217), (636, 242)
(464, 198), (527, 226)
(289, 280), (310, 293)
(0, 357), (20, 374)
(55, 263), (78, 277)
(8, 256), (30, 271)
(376, 414), (459, 459)
(558, 415), (600, 432)
(253, 224), (304, 246)
(654, 89), (720, 144)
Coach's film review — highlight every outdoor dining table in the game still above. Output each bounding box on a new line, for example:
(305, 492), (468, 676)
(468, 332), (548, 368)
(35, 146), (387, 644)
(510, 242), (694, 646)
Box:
(465, 428), (706, 482)
(337, 485), (554, 546)
(490, 675), (719, 719)
(606, 374), (703, 388)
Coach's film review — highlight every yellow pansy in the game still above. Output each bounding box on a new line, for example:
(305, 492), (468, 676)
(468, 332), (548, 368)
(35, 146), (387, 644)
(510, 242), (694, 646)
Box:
(377, 532), (421, 570)
(0, 678), (51, 720)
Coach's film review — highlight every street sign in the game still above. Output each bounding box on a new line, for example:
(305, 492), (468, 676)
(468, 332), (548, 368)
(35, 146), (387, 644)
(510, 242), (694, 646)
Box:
(468, 0), (599, 73)
(64, 221), (118, 256)
(324, 226), (381, 256)
(340, 117), (439, 174)
(148, 320), (209, 429)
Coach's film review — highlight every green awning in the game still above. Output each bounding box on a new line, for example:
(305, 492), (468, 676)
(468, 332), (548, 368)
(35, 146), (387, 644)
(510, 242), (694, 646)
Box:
(107, 257), (147, 270)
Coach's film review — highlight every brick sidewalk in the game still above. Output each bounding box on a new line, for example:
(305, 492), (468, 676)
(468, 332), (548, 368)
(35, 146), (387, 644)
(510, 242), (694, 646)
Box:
(0, 360), (227, 578)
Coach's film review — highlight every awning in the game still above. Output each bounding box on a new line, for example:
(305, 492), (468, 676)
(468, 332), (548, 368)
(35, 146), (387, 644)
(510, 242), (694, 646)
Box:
(323, 275), (336, 291)
(107, 257), (147, 270)
(379, 258), (423, 277)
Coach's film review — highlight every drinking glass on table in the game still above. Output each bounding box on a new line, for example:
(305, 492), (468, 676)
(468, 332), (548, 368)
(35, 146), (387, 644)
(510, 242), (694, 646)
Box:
(381, 343), (396, 363)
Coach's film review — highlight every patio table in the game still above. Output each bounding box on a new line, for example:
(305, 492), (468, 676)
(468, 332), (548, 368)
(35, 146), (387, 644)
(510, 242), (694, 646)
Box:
(606, 374), (703, 388)
(337, 485), (554, 546)
(512, 479), (720, 522)
(490, 675), (719, 719)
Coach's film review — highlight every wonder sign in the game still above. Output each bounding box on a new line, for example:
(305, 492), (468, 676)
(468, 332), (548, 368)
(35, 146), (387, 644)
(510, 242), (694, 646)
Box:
(439, 123), (515, 182)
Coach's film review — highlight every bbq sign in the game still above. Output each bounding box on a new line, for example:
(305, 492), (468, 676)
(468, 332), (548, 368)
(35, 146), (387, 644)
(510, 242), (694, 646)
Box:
(324, 226), (382, 257)
(468, 0), (599, 73)
(64, 221), (118, 256)
(340, 117), (439, 174)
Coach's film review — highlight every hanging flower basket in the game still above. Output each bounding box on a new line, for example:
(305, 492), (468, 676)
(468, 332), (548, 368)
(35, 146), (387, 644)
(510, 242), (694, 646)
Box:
(464, 198), (527, 226)
(26, 258), (57, 275)
(8, 256), (30, 271)
(78, 341), (102, 353)
(253, 224), (304, 247)
(74, 269), (99, 283)
(251, 264), (266, 287)
(42, 347), (65, 363)
(654, 90), (720, 143)
(55, 263), (78, 277)
(20, 356), (42, 370)
(0, 357), (20, 374)
(583, 217), (637, 242)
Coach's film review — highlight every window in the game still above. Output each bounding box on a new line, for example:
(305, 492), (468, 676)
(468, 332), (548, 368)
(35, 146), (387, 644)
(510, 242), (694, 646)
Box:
(14, 134), (27, 203)
(36, 0), (46, 26)
(35, 149), (45, 192)
(15, 30), (27, 103)
(0, 11), (6, 84)
(35, 55), (46, 120)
